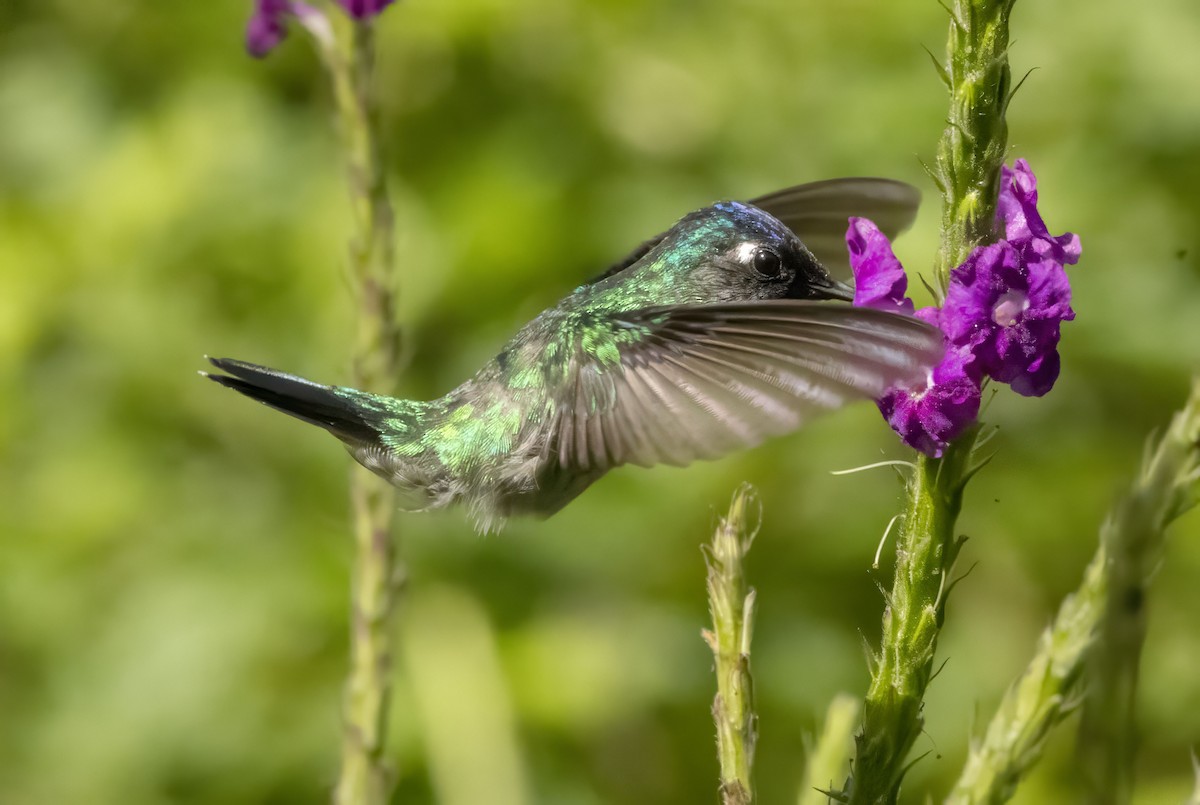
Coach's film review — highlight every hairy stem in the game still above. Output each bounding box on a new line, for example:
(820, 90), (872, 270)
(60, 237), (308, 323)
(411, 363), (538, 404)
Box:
(847, 1), (1017, 800)
(945, 545), (1105, 804)
(1076, 380), (1200, 805)
(704, 484), (762, 805)
(310, 18), (403, 805)
(946, 380), (1200, 804)
(933, 0), (1017, 286)
(846, 431), (979, 804)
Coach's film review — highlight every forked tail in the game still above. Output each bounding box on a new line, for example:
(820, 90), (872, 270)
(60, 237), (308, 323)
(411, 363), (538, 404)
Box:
(202, 357), (383, 443)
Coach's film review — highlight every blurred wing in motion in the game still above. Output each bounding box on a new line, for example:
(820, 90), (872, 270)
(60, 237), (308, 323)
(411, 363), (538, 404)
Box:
(748, 178), (920, 277)
(592, 178), (921, 283)
(548, 301), (941, 473)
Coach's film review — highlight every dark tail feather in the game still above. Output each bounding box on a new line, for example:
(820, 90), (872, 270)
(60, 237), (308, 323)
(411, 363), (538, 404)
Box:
(203, 357), (380, 443)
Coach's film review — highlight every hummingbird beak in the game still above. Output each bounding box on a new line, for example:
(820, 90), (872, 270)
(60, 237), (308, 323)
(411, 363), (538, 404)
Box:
(814, 277), (856, 303)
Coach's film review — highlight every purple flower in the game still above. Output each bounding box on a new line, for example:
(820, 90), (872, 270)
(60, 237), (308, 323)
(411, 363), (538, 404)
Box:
(846, 217), (915, 314)
(875, 307), (982, 457)
(942, 240), (1075, 398)
(246, 0), (291, 58)
(847, 222), (981, 456)
(997, 159), (1081, 266)
(335, 0), (396, 19)
(846, 158), (1080, 453)
(246, 0), (382, 58)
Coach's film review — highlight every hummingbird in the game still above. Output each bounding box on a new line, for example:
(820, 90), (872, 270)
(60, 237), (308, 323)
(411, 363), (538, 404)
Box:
(205, 178), (941, 532)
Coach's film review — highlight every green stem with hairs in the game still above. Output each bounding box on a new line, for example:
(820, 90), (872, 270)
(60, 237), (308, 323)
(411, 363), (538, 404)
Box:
(845, 1), (1016, 801)
(1076, 380), (1200, 805)
(306, 15), (404, 805)
(946, 545), (1106, 804)
(946, 380), (1200, 805)
(704, 484), (762, 805)
(933, 0), (1017, 282)
(846, 430), (980, 804)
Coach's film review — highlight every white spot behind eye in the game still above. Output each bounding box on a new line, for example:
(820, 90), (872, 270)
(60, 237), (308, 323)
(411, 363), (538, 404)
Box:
(735, 242), (759, 263)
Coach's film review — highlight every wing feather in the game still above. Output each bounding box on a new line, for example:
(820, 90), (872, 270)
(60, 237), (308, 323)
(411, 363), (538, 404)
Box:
(547, 301), (941, 473)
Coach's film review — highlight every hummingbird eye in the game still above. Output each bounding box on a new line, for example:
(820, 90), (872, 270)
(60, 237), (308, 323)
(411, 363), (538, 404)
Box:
(751, 248), (783, 279)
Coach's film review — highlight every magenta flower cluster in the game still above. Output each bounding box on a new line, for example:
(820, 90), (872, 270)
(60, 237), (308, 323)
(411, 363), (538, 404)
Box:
(246, 0), (395, 58)
(850, 160), (1081, 457)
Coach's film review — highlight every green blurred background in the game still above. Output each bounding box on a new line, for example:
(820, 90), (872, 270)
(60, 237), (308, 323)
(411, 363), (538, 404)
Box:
(3, 0), (1199, 803)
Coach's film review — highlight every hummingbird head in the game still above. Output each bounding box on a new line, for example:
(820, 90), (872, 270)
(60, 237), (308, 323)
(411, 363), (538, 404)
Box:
(658, 201), (854, 304)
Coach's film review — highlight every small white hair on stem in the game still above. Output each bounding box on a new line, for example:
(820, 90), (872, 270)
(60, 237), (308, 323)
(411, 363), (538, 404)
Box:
(830, 459), (917, 476)
(873, 513), (904, 569)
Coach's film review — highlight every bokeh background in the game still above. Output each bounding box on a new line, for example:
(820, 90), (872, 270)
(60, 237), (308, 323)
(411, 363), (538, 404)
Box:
(3, 0), (1200, 803)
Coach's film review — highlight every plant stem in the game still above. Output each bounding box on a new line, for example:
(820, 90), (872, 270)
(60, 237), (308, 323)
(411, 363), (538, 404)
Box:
(846, 431), (978, 804)
(799, 694), (861, 805)
(945, 545), (1105, 804)
(704, 484), (762, 805)
(946, 380), (1200, 805)
(933, 0), (1017, 284)
(311, 18), (403, 805)
(1076, 380), (1200, 805)
(847, 2), (1017, 799)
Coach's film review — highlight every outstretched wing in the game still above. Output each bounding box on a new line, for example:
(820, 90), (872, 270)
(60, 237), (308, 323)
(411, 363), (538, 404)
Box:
(591, 178), (920, 283)
(547, 301), (940, 472)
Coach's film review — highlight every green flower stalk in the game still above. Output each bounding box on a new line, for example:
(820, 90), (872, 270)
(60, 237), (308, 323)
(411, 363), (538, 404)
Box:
(947, 380), (1200, 805)
(946, 544), (1105, 804)
(933, 0), (1018, 282)
(244, 1), (405, 800)
(846, 0), (1015, 801)
(1076, 379), (1200, 804)
(704, 484), (762, 805)
(298, 10), (404, 805)
(244, 4), (404, 802)
(846, 429), (980, 804)
(329, 32), (403, 805)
